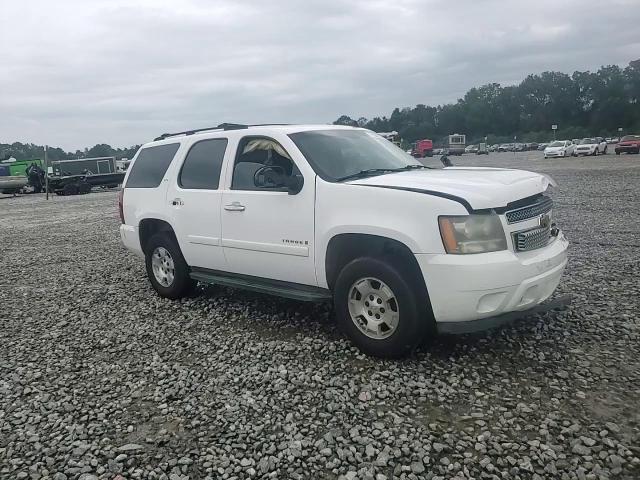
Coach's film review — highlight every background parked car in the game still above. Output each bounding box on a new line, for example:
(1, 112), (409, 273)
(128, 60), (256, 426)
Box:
(464, 144), (479, 154)
(538, 143), (548, 151)
(574, 137), (608, 156)
(544, 140), (576, 158)
(514, 143), (527, 152)
(615, 135), (640, 154)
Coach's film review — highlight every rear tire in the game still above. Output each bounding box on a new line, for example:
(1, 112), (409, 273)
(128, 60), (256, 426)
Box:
(333, 256), (431, 358)
(78, 182), (91, 194)
(63, 183), (79, 196)
(144, 232), (196, 299)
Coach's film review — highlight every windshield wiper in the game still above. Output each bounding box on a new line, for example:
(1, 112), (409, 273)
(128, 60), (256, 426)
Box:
(336, 164), (431, 182)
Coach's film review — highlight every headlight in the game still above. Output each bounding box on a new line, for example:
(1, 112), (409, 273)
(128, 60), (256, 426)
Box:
(438, 214), (507, 254)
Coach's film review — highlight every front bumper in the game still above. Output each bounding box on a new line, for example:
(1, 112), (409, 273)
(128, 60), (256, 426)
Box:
(615, 146), (639, 153)
(436, 294), (571, 334)
(544, 151), (566, 157)
(575, 148), (594, 155)
(416, 232), (569, 327)
(120, 224), (144, 258)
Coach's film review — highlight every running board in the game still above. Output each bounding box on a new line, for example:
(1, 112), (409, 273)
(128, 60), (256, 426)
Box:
(189, 268), (332, 302)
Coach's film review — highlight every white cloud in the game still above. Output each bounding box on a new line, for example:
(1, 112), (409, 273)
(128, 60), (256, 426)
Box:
(1, 0), (639, 150)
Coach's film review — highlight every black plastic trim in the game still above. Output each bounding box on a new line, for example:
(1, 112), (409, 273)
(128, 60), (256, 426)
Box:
(354, 184), (474, 213)
(190, 267), (332, 302)
(356, 185), (550, 215)
(437, 295), (571, 334)
(154, 123), (293, 141)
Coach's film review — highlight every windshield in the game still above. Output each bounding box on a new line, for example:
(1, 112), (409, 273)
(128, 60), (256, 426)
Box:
(549, 141), (564, 147)
(580, 138), (596, 144)
(289, 129), (438, 181)
(621, 135), (640, 141)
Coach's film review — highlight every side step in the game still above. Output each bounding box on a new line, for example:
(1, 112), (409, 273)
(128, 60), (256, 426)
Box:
(189, 268), (332, 302)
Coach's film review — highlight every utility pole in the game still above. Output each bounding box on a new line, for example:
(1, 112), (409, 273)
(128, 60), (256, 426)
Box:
(44, 145), (49, 200)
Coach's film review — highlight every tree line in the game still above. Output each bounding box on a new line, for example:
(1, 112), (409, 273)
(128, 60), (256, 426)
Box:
(3, 60), (639, 158)
(334, 60), (640, 146)
(0, 142), (140, 162)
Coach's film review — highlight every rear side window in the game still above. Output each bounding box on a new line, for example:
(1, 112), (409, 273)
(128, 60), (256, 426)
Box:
(179, 138), (227, 189)
(126, 143), (180, 188)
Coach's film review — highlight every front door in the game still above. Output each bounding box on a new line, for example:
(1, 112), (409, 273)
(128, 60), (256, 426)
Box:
(220, 135), (317, 286)
(167, 138), (228, 271)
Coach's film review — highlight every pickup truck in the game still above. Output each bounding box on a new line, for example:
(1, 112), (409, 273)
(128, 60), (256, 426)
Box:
(412, 139), (433, 158)
(119, 124), (568, 357)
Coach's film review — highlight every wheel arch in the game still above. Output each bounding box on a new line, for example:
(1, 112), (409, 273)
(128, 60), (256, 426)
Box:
(324, 233), (427, 294)
(138, 218), (177, 254)
(325, 232), (436, 338)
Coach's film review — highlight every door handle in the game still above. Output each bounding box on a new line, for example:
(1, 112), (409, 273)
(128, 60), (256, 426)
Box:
(224, 202), (245, 212)
(171, 198), (184, 206)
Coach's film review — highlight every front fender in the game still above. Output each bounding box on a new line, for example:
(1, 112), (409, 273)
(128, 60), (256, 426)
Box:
(314, 180), (467, 288)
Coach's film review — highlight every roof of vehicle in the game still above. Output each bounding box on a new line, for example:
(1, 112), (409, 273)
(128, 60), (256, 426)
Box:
(144, 124), (360, 148)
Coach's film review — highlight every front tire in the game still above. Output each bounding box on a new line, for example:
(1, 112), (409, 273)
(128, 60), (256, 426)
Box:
(333, 257), (430, 358)
(145, 233), (195, 299)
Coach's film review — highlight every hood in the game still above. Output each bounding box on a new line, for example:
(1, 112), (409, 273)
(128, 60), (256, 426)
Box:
(545, 145), (567, 152)
(576, 143), (596, 148)
(350, 167), (553, 210)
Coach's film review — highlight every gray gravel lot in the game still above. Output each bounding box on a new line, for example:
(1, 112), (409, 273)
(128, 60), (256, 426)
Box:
(1, 152), (639, 480)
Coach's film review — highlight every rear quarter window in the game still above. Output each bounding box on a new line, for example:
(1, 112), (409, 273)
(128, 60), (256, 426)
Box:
(126, 143), (180, 188)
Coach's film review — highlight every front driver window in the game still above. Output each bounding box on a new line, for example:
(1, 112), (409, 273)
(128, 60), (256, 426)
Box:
(231, 136), (299, 191)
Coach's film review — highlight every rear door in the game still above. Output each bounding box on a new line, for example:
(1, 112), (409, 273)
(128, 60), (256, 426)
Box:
(166, 137), (228, 271)
(220, 134), (317, 286)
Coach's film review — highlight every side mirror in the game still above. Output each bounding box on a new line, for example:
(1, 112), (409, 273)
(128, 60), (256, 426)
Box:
(285, 174), (304, 195)
(440, 155), (453, 167)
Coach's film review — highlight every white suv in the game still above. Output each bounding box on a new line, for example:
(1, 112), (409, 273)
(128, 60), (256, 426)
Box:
(119, 124), (568, 357)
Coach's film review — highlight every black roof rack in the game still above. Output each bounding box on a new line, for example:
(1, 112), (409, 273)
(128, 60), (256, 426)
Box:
(154, 123), (247, 141)
(153, 123), (292, 141)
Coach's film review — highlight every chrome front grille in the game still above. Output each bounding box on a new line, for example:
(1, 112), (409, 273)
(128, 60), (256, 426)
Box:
(512, 225), (551, 252)
(505, 196), (553, 224)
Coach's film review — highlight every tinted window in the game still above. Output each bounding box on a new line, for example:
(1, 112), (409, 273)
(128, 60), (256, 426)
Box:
(126, 143), (180, 188)
(231, 137), (298, 191)
(179, 139), (227, 189)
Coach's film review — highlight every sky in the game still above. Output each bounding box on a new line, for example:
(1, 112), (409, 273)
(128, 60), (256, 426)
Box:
(1, 0), (639, 151)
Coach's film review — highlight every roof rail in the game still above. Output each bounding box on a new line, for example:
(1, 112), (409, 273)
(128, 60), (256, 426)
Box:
(154, 123), (248, 141)
(153, 123), (294, 141)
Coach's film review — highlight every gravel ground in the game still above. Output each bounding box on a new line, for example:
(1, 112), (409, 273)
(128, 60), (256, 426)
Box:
(1, 152), (639, 480)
